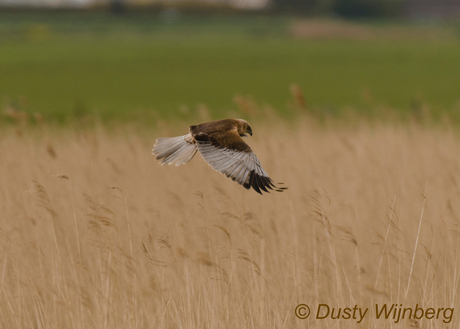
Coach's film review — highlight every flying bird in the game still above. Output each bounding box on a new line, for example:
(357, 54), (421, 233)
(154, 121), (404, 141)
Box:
(152, 119), (287, 195)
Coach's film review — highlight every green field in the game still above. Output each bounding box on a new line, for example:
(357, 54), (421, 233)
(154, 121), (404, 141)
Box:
(1, 12), (460, 122)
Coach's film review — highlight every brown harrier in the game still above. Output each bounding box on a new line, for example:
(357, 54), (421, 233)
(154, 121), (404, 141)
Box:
(152, 119), (287, 195)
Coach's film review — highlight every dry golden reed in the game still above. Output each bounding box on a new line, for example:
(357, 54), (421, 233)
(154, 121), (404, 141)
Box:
(0, 117), (459, 328)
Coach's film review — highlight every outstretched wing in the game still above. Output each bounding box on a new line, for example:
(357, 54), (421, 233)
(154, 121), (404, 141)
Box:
(194, 130), (286, 194)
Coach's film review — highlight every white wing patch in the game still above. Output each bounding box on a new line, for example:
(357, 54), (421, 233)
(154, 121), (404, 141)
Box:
(152, 133), (197, 166)
(196, 141), (284, 194)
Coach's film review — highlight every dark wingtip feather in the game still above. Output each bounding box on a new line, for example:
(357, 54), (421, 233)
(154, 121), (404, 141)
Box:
(249, 171), (262, 194)
(255, 174), (269, 193)
(247, 170), (288, 195)
(252, 180), (262, 194)
(269, 181), (287, 193)
(265, 179), (274, 190)
(259, 176), (270, 193)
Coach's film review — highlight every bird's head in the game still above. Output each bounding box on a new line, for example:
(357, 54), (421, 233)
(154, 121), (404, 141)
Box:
(236, 119), (253, 137)
(246, 124), (253, 136)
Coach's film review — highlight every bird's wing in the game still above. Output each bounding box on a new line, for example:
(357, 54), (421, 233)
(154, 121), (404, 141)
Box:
(194, 129), (286, 194)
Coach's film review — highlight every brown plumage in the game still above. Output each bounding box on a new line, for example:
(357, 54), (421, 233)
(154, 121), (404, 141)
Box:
(152, 119), (287, 195)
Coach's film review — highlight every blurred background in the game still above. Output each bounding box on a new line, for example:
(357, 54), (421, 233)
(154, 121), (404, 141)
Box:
(1, 0), (460, 123)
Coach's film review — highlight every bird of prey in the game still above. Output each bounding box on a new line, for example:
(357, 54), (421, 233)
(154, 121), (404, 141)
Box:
(152, 119), (287, 195)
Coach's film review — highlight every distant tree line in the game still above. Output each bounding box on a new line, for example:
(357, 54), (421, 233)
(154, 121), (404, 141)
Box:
(271, 0), (404, 17)
(104, 0), (404, 17)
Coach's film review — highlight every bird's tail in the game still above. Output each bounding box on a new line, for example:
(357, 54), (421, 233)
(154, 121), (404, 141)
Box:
(152, 133), (197, 166)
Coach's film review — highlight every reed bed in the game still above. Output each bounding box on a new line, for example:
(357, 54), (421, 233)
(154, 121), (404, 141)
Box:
(0, 117), (459, 328)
